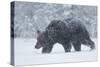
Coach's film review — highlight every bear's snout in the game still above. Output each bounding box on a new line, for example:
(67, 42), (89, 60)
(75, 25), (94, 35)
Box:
(35, 44), (41, 49)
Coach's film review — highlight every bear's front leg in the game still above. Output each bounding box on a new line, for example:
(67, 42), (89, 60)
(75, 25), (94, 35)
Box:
(62, 42), (71, 52)
(42, 45), (53, 53)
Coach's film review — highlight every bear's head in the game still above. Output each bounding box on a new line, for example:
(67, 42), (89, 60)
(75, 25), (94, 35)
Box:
(35, 30), (48, 49)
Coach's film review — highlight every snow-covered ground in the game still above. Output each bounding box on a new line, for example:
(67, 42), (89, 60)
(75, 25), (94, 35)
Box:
(14, 38), (97, 66)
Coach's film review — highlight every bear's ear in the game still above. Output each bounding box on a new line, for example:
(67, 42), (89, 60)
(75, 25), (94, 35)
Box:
(37, 30), (41, 35)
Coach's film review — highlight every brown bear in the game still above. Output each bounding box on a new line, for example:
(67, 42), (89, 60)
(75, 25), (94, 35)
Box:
(35, 18), (95, 53)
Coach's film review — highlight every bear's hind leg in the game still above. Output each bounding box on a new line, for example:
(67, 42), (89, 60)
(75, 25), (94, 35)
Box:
(72, 41), (81, 51)
(81, 38), (95, 50)
(42, 45), (53, 53)
(86, 38), (95, 50)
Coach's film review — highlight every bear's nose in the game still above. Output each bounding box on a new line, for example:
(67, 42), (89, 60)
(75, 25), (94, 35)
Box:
(35, 45), (41, 49)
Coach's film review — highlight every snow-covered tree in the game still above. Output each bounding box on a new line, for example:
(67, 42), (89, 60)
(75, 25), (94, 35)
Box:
(13, 2), (97, 38)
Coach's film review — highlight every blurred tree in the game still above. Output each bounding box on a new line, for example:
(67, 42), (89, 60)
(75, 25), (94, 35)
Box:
(13, 2), (97, 38)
